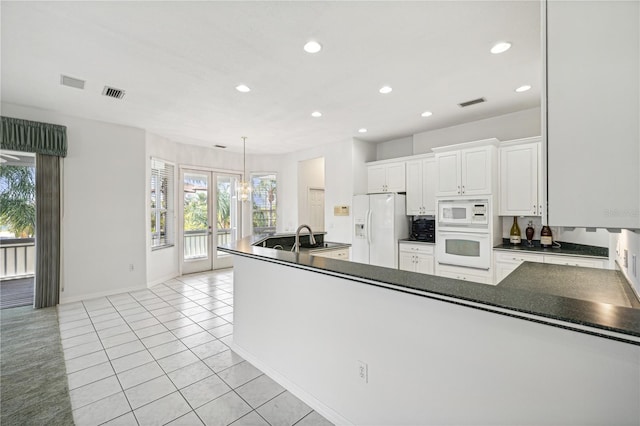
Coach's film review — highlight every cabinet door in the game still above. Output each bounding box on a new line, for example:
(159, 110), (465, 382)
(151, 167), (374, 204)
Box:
(367, 165), (386, 193)
(494, 261), (519, 284)
(435, 151), (460, 196)
(499, 143), (539, 216)
(405, 160), (423, 215)
(547, 1), (639, 228)
(461, 147), (491, 196)
(415, 254), (434, 275)
(399, 252), (415, 272)
(422, 158), (437, 215)
(385, 162), (406, 192)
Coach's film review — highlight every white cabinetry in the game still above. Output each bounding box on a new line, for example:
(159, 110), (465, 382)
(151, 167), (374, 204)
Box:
(543, 255), (606, 269)
(499, 138), (543, 216)
(493, 249), (608, 284)
(494, 251), (544, 284)
(311, 247), (350, 261)
(433, 139), (498, 197)
(398, 242), (434, 275)
(546, 1), (639, 228)
(406, 156), (436, 215)
(367, 161), (406, 193)
(436, 264), (494, 285)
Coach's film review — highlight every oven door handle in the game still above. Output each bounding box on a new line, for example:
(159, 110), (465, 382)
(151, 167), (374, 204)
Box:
(437, 261), (490, 271)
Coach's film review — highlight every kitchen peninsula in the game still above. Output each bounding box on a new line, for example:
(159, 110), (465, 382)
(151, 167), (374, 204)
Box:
(221, 237), (640, 425)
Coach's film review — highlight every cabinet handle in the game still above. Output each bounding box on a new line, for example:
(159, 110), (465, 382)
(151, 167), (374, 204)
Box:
(462, 185), (465, 194)
(539, 205), (542, 214)
(457, 185), (461, 194)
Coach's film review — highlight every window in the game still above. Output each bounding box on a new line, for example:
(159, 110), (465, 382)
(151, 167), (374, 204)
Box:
(150, 158), (175, 248)
(251, 173), (277, 234)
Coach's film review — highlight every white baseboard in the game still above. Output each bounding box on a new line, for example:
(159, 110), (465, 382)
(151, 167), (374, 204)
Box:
(146, 272), (179, 288)
(59, 284), (148, 304)
(230, 342), (352, 426)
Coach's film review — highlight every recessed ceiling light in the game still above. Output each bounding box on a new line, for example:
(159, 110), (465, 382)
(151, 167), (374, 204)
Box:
(490, 41), (512, 54)
(515, 85), (532, 93)
(379, 86), (393, 94)
(311, 111), (322, 118)
(235, 84), (251, 93)
(358, 128), (367, 133)
(304, 41), (322, 54)
(421, 111), (433, 117)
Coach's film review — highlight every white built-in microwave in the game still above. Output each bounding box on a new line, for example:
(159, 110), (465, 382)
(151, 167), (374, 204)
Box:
(438, 199), (489, 228)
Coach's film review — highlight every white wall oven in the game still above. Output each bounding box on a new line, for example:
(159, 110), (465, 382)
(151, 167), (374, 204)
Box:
(437, 199), (491, 270)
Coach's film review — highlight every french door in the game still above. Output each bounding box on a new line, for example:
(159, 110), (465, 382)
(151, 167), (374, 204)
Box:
(181, 169), (241, 274)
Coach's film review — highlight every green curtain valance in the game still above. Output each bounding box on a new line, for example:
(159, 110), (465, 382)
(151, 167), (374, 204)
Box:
(1, 116), (67, 157)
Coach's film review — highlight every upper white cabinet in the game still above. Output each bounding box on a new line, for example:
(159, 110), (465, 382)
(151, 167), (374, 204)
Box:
(406, 156), (436, 215)
(367, 161), (406, 193)
(433, 139), (498, 197)
(546, 0), (639, 228)
(499, 137), (543, 216)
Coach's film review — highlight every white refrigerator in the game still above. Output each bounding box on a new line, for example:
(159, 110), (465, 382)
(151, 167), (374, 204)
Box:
(352, 193), (408, 268)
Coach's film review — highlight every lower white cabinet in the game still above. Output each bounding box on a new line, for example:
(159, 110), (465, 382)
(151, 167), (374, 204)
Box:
(543, 255), (606, 269)
(494, 251), (545, 284)
(493, 250), (607, 284)
(436, 264), (494, 285)
(398, 242), (434, 275)
(311, 247), (350, 261)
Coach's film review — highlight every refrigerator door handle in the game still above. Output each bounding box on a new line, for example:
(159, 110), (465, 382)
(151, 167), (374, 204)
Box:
(366, 209), (373, 245)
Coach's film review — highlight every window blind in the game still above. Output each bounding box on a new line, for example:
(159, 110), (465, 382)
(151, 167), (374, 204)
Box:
(150, 158), (175, 248)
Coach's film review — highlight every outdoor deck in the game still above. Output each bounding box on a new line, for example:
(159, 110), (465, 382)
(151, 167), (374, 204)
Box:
(0, 277), (34, 309)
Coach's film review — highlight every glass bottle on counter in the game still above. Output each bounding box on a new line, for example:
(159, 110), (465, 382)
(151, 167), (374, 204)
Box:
(509, 216), (521, 245)
(526, 221), (535, 247)
(540, 225), (553, 248)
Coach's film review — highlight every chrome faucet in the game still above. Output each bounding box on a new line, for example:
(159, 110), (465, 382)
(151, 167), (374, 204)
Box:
(293, 224), (316, 253)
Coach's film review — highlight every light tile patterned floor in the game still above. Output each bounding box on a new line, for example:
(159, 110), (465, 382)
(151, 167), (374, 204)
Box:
(58, 269), (333, 426)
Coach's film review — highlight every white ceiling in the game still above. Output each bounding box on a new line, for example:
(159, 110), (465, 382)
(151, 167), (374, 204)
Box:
(1, 1), (541, 154)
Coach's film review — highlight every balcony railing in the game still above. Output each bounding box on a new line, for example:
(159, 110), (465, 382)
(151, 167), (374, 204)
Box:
(0, 238), (35, 280)
(184, 229), (232, 259)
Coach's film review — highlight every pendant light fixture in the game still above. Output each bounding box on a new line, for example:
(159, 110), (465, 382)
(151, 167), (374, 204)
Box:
(236, 136), (251, 202)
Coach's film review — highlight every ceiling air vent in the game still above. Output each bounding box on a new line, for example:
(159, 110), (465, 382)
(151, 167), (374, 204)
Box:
(60, 75), (85, 90)
(102, 86), (126, 99)
(458, 97), (486, 108)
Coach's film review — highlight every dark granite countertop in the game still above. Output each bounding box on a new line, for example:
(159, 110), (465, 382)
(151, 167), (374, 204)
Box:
(494, 239), (608, 258)
(398, 239), (435, 245)
(499, 262), (640, 309)
(220, 236), (640, 345)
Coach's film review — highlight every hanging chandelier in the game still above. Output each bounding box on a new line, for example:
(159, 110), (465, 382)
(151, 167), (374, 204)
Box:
(236, 136), (251, 202)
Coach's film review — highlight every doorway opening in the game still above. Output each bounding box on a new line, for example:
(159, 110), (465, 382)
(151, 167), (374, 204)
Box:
(181, 169), (241, 274)
(297, 157), (325, 233)
(0, 151), (36, 309)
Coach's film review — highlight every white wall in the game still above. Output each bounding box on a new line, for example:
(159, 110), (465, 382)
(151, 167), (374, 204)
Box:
(278, 139), (354, 243)
(352, 138), (377, 195)
(297, 157), (325, 228)
(2, 102), (148, 303)
(413, 107), (541, 154)
(613, 230), (640, 298)
(376, 136), (413, 160)
(233, 256), (640, 426)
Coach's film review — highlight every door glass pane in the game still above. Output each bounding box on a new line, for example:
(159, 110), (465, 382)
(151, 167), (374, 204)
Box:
(445, 239), (480, 257)
(183, 172), (209, 260)
(216, 175), (238, 256)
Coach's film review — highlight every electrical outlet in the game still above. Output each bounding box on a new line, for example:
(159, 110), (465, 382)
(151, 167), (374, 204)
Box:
(357, 360), (368, 384)
(623, 250), (628, 269)
(129, 263), (135, 272)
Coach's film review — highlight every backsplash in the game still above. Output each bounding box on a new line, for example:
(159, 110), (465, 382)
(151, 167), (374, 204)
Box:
(500, 217), (610, 248)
